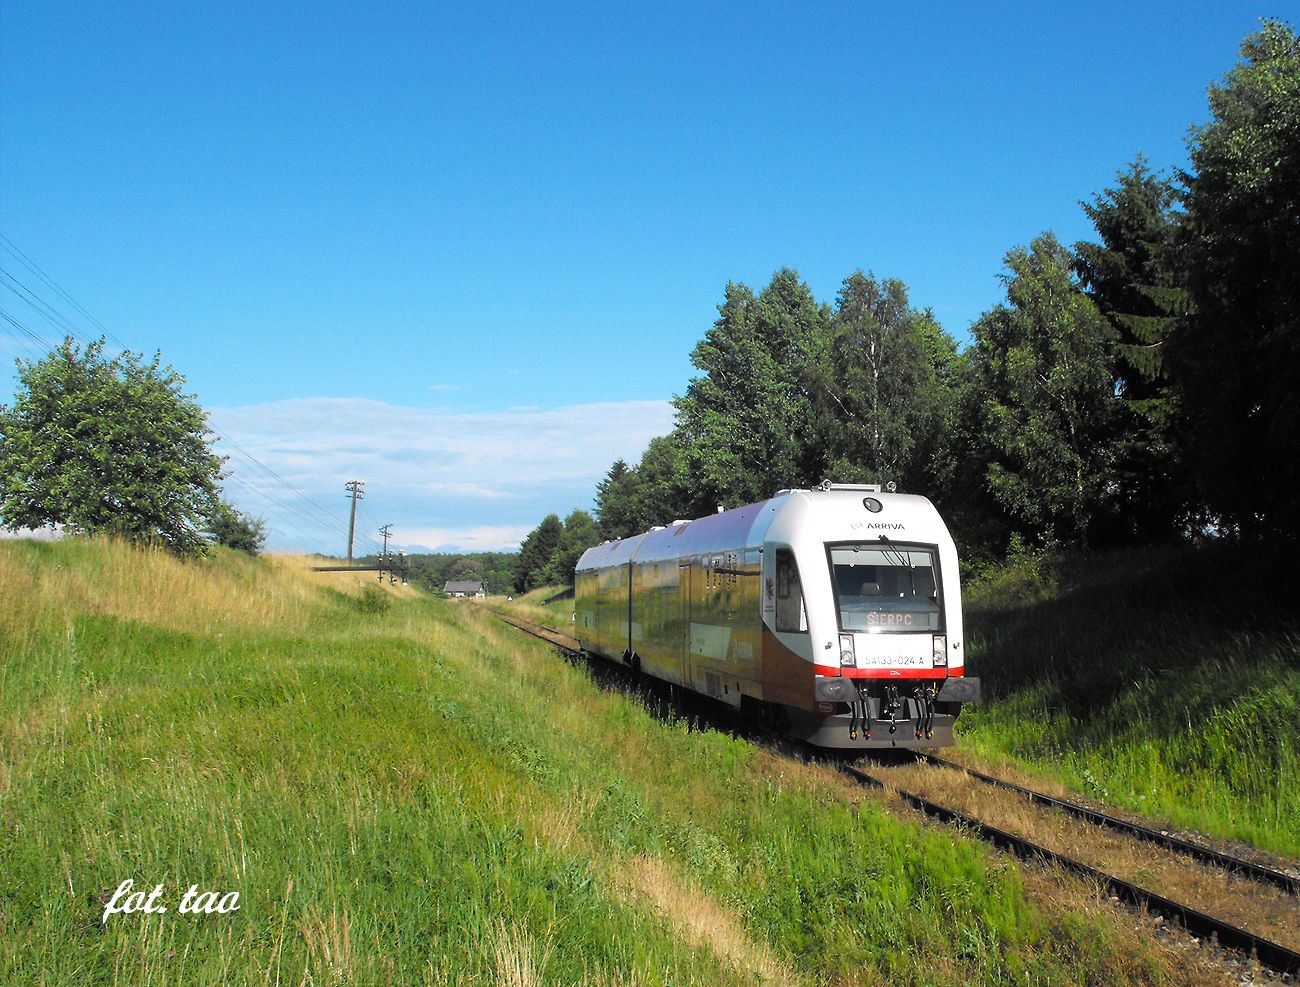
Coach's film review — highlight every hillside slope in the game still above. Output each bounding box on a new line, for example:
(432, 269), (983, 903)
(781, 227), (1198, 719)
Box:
(962, 543), (1300, 859)
(0, 537), (1242, 985)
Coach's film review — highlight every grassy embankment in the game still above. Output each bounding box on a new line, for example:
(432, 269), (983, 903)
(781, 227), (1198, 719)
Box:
(495, 584), (576, 628)
(2, 537), (1185, 985)
(960, 543), (1299, 859)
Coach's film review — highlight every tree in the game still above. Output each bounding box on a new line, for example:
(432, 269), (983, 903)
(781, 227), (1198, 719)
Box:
(813, 272), (960, 495)
(205, 497), (266, 555)
(940, 349), (1015, 563)
(594, 433), (699, 542)
(626, 433), (696, 526)
(1170, 20), (1300, 541)
(541, 509), (602, 586)
(0, 337), (225, 556)
(594, 459), (638, 540)
(674, 271), (829, 510)
(1075, 158), (1187, 541)
(513, 513), (563, 592)
(970, 234), (1117, 546)
(399, 552), (517, 596)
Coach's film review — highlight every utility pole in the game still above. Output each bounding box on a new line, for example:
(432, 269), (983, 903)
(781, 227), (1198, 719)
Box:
(377, 523), (394, 583)
(345, 480), (365, 562)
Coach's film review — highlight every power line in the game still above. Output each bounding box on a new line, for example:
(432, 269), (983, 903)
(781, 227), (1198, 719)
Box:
(0, 235), (128, 349)
(0, 265), (350, 535)
(218, 475), (341, 552)
(0, 260), (352, 531)
(0, 308), (55, 355)
(210, 430), (352, 533)
(0, 267), (350, 535)
(0, 236), (367, 554)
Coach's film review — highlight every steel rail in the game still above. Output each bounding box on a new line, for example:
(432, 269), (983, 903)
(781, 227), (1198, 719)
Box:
(842, 764), (1300, 976)
(493, 611), (584, 654)
(918, 753), (1300, 895)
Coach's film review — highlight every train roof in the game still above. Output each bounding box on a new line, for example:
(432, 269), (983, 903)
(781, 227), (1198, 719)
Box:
(576, 484), (950, 574)
(573, 530), (648, 570)
(631, 499), (770, 565)
(575, 500), (768, 573)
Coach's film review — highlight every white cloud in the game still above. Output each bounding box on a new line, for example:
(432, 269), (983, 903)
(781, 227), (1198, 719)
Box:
(400, 525), (536, 553)
(0, 524), (64, 541)
(207, 397), (675, 554)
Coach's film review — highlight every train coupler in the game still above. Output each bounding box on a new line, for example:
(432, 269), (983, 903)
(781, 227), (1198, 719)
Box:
(913, 684), (937, 739)
(848, 684), (872, 740)
(883, 685), (902, 735)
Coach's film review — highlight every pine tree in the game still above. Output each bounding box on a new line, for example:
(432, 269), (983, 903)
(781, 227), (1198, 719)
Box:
(1075, 159), (1187, 540)
(1170, 20), (1300, 541)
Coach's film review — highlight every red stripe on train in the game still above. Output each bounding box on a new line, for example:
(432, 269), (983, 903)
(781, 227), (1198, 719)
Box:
(812, 665), (963, 679)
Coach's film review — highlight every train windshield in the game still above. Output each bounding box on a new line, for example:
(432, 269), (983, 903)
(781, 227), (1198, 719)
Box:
(828, 545), (941, 632)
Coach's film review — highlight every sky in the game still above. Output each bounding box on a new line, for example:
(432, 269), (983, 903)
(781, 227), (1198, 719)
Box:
(0, 0), (1286, 554)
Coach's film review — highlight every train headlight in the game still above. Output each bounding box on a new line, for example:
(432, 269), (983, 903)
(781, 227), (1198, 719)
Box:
(932, 635), (947, 666)
(839, 633), (856, 667)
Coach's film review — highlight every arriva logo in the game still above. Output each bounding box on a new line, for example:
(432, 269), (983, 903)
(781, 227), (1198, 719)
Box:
(864, 522), (905, 530)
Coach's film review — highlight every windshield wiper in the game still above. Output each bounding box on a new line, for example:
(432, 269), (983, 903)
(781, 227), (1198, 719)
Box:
(877, 537), (923, 599)
(876, 537), (911, 571)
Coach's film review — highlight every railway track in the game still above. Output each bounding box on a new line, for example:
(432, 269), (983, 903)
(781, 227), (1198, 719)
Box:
(916, 752), (1300, 895)
(494, 610), (583, 653)
(496, 610), (1300, 977)
(843, 764), (1299, 977)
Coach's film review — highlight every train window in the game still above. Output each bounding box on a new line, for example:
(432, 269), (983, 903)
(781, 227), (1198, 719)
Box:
(775, 549), (807, 633)
(829, 545), (942, 632)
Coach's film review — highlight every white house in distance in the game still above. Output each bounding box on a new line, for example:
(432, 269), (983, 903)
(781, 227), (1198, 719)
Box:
(443, 580), (486, 599)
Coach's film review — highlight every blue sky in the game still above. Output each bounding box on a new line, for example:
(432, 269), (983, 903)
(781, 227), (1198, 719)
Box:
(0, 1), (1284, 553)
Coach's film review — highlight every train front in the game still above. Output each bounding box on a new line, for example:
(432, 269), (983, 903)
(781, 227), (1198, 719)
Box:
(761, 485), (980, 749)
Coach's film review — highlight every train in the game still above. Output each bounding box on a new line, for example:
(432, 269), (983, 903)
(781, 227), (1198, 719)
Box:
(574, 482), (980, 749)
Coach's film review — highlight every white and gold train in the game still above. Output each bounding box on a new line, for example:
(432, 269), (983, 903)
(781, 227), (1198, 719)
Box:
(575, 483), (980, 749)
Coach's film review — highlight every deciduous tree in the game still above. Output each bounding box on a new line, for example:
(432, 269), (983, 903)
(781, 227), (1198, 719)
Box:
(594, 459), (638, 540)
(814, 272), (959, 495)
(674, 271), (828, 509)
(205, 498), (266, 555)
(970, 235), (1117, 546)
(541, 509), (601, 586)
(513, 513), (563, 592)
(0, 337), (225, 556)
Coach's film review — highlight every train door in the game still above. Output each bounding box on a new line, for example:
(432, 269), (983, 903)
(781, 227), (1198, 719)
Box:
(678, 562), (692, 683)
(760, 544), (815, 709)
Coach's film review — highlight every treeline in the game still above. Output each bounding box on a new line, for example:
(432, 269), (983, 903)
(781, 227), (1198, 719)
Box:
(512, 510), (597, 593)
(368, 552), (517, 596)
(517, 22), (1299, 581)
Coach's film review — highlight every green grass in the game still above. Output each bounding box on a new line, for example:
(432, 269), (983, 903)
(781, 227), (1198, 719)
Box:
(490, 584), (576, 629)
(961, 543), (1300, 859)
(2, 538), (1187, 984)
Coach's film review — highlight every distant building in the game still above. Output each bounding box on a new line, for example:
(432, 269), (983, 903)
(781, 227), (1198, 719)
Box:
(443, 580), (486, 599)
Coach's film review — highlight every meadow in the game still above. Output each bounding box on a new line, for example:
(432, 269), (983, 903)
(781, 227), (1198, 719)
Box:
(0, 537), (1206, 985)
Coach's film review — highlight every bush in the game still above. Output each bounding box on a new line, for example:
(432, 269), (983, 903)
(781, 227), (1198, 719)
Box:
(357, 584), (392, 614)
